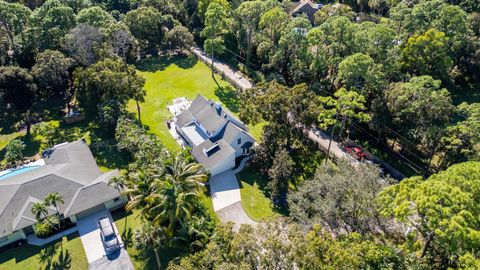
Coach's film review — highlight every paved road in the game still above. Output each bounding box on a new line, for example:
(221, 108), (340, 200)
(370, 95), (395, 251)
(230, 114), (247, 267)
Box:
(191, 48), (405, 180)
(191, 48), (253, 91)
(77, 209), (133, 269)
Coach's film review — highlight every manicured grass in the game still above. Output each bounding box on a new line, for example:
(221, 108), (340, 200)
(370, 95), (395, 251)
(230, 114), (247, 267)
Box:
(128, 54), (264, 151)
(0, 119), (131, 170)
(0, 232), (88, 270)
(112, 210), (187, 270)
(237, 166), (282, 222)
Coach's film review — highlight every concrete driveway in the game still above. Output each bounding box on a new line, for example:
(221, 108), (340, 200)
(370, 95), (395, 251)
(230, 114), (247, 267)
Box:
(88, 249), (134, 270)
(77, 209), (132, 269)
(216, 202), (257, 231)
(209, 171), (241, 211)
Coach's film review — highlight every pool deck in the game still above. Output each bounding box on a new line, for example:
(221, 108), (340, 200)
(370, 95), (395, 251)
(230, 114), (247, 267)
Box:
(0, 159), (45, 179)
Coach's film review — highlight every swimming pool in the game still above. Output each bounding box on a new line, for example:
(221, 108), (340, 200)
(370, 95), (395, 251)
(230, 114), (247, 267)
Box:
(0, 165), (41, 180)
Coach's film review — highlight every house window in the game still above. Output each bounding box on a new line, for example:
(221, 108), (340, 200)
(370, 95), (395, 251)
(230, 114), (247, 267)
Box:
(113, 197), (120, 202)
(237, 138), (241, 145)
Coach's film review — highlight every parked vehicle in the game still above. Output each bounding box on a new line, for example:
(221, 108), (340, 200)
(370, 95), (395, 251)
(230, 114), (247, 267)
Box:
(99, 217), (121, 253)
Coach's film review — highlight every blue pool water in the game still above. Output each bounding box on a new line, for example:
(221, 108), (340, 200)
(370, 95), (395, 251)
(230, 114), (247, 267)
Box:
(0, 165), (41, 180)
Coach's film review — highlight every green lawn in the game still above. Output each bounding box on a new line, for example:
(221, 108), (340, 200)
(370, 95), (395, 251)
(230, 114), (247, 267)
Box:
(112, 210), (187, 270)
(128, 55), (263, 151)
(237, 166), (282, 222)
(0, 233), (88, 270)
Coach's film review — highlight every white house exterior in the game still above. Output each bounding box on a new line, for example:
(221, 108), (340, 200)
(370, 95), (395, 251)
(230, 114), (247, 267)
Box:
(174, 95), (255, 176)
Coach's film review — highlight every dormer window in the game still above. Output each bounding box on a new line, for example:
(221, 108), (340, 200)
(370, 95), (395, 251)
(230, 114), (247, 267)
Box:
(203, 143), (220, 157)
(237, 138), (241, 145)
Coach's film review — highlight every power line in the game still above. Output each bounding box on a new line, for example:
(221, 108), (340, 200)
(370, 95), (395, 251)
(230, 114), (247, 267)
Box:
(350, 122), (430, 175)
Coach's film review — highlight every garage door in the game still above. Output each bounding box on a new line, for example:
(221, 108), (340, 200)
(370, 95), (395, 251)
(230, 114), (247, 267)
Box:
(76, 204), (106, 219)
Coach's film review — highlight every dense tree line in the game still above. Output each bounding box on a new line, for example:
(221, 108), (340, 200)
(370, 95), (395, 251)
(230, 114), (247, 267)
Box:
(1, 0), (480, 269)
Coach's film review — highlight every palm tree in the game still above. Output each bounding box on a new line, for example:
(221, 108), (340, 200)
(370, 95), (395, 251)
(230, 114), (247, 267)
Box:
(133, 221), (163, 270)
(147, 155), (207, 239)
(108, 175), (125, 194)
(44, 192), (64, 229)
(122, 170), (156, 218)
(31, 201), (57, 237)
(31, 202), (48, 220)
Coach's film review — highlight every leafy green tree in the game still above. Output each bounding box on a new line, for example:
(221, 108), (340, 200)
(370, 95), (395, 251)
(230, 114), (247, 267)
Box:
(169, 222), (404, 270)
(291, 225), (404, 269)
(197, 0), (229, 22)
(76, 6), (115, 28)
(258, 7), (288, 45)
(27, 0), (76, 50)
(233, 0), (276, 68)
(115, 116), (166, 170)
(201, 2), (229, 77)
(0, 66), (37, 133)
(353, 22), (400, 79)
(124, 7), (164, 52)
(0, 1), (31, 61)
(368, 0), (389, 15)
(62, 0), (92, 13)
(385, 76), (454, 153)
(5, 139), (25, 164)
(402, 29), (453, 80)
(271, 16), (312, 84)
(308, 16), (355, 81)
(241, 82), (319, 187)
(73, 58), (145, 120)
(166, 25), (194, 54)
(440, 102), (480, 168)
(319, 88), (371, 143)
(378, 161), (480, 267)
(336, 53), (385, 97)
(289, 160), (389, 234)
(267, 148), (294, 203)
(256, 7), (289, 63)
(31, 50), (73, 98)
(314, 3), (355, 25)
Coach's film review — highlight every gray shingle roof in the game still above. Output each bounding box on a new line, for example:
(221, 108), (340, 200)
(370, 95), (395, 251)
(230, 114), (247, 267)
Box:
(0, 140), (120, 237)
(177, 95), (246, 135)
(213, 122), (254, 145)
(191, 139), (235, 170)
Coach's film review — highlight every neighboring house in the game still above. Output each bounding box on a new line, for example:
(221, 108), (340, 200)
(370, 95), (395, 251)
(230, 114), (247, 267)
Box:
(174, 95), (255, 176)
(289, 0), (323, 24)
(0, 140), (125, 248)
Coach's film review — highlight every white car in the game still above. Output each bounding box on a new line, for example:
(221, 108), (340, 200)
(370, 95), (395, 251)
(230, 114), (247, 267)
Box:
(99, 217), (121, 254)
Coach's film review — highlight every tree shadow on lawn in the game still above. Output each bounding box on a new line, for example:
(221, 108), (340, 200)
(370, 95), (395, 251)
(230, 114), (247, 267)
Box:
(214, 86), (240, 113)
(237, 165), (289, 217)
(0, 133), (42, 161)
(0, 234), (74, 269)
(135, 54), (198, 72)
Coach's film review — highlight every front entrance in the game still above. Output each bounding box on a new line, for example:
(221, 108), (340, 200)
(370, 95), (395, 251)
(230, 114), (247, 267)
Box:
(75, 204), (106, 220)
